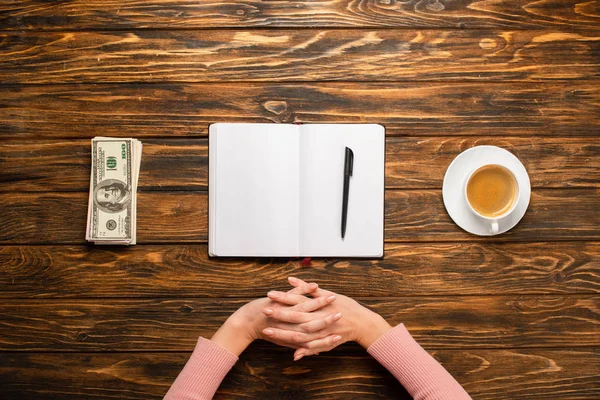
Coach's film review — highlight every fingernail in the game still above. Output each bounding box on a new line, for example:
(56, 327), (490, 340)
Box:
(308, 283), (318, 290)
(333, 312), (343, 321)
(288, 277), (298, 283)
(267, 291), (278, 299)
(263, 328), (274, 336)
(294, 355), (303, 361)
(326, 295), (336, 302)
(332, 335), (342, 343)
(263, 308), (274, 316)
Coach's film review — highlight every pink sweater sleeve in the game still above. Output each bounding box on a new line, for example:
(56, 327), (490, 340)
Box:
(367, 324), (471, 400)
(164, 337), (238, 400)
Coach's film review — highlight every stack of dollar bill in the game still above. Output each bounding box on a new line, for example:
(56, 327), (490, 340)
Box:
(86, 137), (143, 245)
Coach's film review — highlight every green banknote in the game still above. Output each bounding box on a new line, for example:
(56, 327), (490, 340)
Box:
(86, 137), (142, 245)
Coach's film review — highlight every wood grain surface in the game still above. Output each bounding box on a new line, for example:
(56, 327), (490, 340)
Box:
(1, 189), (598, 244)
(1, 347), (597, 400)
(0, 296), (597, 351)
(2, 0), (599, 30)
(1, 243), (598, 298)
(1, 30), (599, 84)
(2, 83), (598, 139)
(1, 1), (598, 398)
(1, 137), (599, 192)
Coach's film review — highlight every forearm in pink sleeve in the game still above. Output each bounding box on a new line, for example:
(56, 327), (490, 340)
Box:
(367, 324), (471, 400)
(164, 337), (238, 400)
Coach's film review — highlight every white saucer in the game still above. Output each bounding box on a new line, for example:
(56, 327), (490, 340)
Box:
(442, 146), (530, 236)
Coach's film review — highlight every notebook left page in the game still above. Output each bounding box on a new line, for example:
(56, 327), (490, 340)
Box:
(209, 123), (299, 256)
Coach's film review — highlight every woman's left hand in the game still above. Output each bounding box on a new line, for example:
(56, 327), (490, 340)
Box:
(211, 279), (342, 356)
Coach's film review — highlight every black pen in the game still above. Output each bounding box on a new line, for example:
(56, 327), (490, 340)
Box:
(341, 147), (354, 239)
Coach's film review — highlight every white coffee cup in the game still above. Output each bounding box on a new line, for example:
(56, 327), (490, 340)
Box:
(464, 164), (520, 235)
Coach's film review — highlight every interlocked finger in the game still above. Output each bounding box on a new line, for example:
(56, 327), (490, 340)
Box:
(293, 295), (336, 312)
(288, 281), (318, 296)
(299, 312), (342, 333)
(267, 290), (310, 306)
(302, 334), (343, 350)
(303, 348), (329, 357)
(264, 307), (312, 324)
(262, 327), (330, 344)
(294, 342), (338, 360)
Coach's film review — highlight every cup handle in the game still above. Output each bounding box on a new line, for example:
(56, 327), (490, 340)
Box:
(489, 219), (499, 235)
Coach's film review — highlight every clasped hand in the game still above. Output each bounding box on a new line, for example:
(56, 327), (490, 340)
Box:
(211, 277), (391, 361)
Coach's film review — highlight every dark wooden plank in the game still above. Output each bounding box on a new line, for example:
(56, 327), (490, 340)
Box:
(1, 243), (598, 298)
(1, 137), (598, 192)
(2, 83), (598, 139)
(2, 0), (599, 30)
(1, 347), (598, 400)
(383, 188), (600, 242)
(0, 139), (208, 192)
(0, 192), (207, 244)
(386, 137), (600, 189)
(0, 296), (597, 351)
(1, 30), (599, 84)
(1, 189), (598, 244)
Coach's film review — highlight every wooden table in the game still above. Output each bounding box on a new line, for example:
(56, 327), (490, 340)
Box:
(0, 2), (599, 399)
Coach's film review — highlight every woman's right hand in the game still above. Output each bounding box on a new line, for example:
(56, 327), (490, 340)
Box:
(263, 277), (392, 360)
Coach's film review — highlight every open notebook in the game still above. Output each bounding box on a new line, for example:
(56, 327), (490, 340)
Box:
(209, 123), (385, 257)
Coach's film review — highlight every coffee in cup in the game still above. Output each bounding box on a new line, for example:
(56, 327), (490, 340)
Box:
(465, 164), (519, 234)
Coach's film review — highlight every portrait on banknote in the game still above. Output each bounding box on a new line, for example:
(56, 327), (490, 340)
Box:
(93, 178), (131, 213)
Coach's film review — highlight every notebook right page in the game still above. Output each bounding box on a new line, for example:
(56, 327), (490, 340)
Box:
(299, 124), (385, 257)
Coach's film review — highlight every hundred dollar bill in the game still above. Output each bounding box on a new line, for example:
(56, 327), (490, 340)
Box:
(86, 137), (142, 245)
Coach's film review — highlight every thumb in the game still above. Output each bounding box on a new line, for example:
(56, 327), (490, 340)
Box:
(288, 277), (331, 298)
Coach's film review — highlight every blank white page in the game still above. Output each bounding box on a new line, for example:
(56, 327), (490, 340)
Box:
(209, 123), (299, 256)
(299, 124), (385, 257)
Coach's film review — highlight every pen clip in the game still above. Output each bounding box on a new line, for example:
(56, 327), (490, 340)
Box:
(344, 147), (354, 176)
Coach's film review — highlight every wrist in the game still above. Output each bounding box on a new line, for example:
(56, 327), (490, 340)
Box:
(356, 310), (392, 349)
(210, 314), (253, 357)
